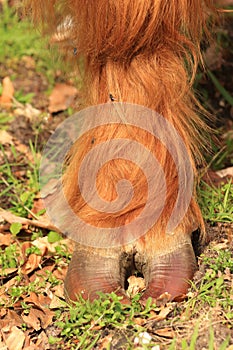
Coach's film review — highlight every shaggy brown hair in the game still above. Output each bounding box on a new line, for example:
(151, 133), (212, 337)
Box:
(25, 0), (218, 301)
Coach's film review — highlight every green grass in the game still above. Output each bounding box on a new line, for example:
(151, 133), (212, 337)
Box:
(207, 70), (233, 107)
(0, 3), (65, 87)
(0, 140), (40, 217)
(209, 134), (233, 170)
(198, 180), (233, 223)
(51, 294), (163, 349)
(0, 3), (41, 61)
(187, 249), (233, 316)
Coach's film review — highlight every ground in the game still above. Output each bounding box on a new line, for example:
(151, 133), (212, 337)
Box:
(0, 2), (233, 350)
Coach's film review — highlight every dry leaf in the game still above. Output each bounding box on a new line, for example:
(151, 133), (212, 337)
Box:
(148, 304), (174, 322)
(0, 309), (23, 330)
(154, 327), (175, 339)
(216, 166), (233, 178)
(22, 309), (41, 331)
(14, 103), (41, 121)
(21, 252), (42, 275)
(0, 308), (7, 318)
(48, 83), (78, 113)
(29, 198), (45, 217)
(53, 266), (68, 282)
(127, 276), (146, 297)
(6, 310), (23, 327)
(1, 326), (25, 350)
(156, 292), (172, 305)
(133, 317), (145, 326)
(0, 276), (18, 297)
(22, 307), (54, 330)
(50, 294), (65, 309)
(29, 264), (55, 284)
(24, 292), (51, 308)
(0, 267), (18, 277)
(0, 77), (14, 107)
(0, 130), (13, 145)
(0, 208), (59, 232)
(0, 233), (12, 246)
(35, 331), (50, 350)
(98, 334), (113, 350)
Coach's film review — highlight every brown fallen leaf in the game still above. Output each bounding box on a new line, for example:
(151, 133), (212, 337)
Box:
(29, 264), (55, 284)
(5, 310), (24, 328)
(48, 83), (78, 113)
(21, 253), (43, 275)
(0, 308), (7, 318)
(29, 198), (46, 217)
(22, 309), (41, 331)
(0, 77), (14, 107)
(98, 334), (113, 350)
(24, 292), (52, 309)
(0, 207), (59, 232)
(0, 130), (13, 145)
(22, 307), (54, 330)
(53, 266), (68, 282)
(0, 276), (18, 297)
(0, 267), (18, 277)
(50, 294), (65, 309)
(216, 166), (233, 179)
(35, 331), (50, 350)
(147, 303), (175, 324)
(156, 292), (173, 305)
(0, 233), (12, 246)
(127, 275), (146, 297)
(1, 326), (25, 350)
(133, 317), (145, 326)
(154, 327), (175, 339)
(14, 141), (35, 163)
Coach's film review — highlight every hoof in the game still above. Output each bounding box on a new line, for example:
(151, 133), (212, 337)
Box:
(64, 235), (197, 303)
(139, 243), (197, 302)
(64, 244), (128, 302)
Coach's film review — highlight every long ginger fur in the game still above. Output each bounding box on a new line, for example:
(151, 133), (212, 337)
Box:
(26, 0), (217, 245)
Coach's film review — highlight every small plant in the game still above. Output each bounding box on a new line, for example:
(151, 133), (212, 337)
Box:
(169, 325), (230, 350)
(207, 70), (233, 107)
(55, 293), (158, 349)
(0, 142), (40, 217)
(188, 249), (233, 313)
(0, 243), (19, 271)
(207, 133), (233, 171)
(14, 90), (35, 104)
(202, 249), (233, 274)
(0, 3), (68, 87)
(10, 222), (22, 236)
(198, 180), (233, 223)
(0, 3), (41, 60)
